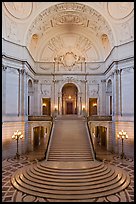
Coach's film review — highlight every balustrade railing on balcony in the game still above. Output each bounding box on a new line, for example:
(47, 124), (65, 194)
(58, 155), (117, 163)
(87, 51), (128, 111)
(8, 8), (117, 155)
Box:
(87, 115), (112, 121)
(28, 116), (53, 121)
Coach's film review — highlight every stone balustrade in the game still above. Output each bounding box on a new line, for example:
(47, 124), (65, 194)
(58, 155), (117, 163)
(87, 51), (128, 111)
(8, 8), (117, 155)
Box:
(87, 115), (112, 121)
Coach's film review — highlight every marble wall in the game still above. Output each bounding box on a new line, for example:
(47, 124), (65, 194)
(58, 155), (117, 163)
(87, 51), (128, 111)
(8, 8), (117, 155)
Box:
(2, 40), (134, 159)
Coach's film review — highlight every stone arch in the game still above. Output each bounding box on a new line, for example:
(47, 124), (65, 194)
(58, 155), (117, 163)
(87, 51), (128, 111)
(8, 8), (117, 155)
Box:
(89, 121), (110, 150)
(107, 79), (112, 93)
(30, 121), (52, 151)
(24, 2), (115, 61)
(59, 81), (81, 94)
(61, 83), (78, 115)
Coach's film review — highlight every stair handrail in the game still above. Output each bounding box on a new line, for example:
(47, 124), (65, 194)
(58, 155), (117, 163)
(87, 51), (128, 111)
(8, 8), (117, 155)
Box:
(85, 118), (96, 160)
(44, 117), (54, 160)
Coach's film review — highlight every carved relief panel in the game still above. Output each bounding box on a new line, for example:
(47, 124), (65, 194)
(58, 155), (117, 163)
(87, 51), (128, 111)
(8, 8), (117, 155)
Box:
(4, 2), (33, 20)
(40, 84), (51, 97)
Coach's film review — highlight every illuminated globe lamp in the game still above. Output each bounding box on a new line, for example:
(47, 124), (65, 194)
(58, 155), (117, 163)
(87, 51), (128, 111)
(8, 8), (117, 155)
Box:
(117, 130), (128, 159)
(12, 130), (23, 159)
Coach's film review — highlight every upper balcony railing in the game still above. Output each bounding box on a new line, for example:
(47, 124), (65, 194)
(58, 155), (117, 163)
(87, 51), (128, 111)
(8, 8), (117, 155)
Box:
(28, 115), (53, 121)
(87, 115), (112, 121)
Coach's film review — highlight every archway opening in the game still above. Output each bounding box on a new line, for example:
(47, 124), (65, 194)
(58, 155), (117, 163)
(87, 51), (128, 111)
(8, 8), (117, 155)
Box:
(94, 126), (107, 150)
(62, 83), (78, 115)
(33, 126), (44, 150)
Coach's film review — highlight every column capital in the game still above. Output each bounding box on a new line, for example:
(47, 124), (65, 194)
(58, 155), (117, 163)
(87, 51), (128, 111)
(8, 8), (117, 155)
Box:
(113, 69), (121, 75)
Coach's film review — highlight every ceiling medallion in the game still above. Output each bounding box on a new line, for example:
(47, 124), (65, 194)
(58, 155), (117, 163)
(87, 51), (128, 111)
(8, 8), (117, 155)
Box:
(4, 2), (33, 19)
(107, 2), (134, 20)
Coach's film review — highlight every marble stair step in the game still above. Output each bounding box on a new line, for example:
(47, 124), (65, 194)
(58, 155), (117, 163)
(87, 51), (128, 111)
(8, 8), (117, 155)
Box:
(12, 171), (128, 198)
(38, 162), (104, 172)
(19, 168), (117, 187)
(27, 165), (112, 180)
(15, 170), (123, 191)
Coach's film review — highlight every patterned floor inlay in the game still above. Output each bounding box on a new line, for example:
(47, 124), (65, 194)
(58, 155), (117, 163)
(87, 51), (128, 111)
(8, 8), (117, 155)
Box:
(2, 154), (134, 202)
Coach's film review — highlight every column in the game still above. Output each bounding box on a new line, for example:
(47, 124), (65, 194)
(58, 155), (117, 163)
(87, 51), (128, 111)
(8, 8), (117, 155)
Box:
(17, 69), (21, 116)
(101, 79), (106, 115)
(85, 77), (88, 115)
(33, 79), (39, 115)
(58, 92), (62, 115)
(20, 69), (25, 117)
(78, 92), (82, 115)
(112, 69), (121, 116)
(2, 66), (7, 116)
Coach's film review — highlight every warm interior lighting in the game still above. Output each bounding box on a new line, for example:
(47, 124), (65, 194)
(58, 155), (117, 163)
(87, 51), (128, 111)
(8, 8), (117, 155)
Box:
(12, 130), (23, 159)
(54, 106), (57, 110)
(68, 95), (71, 99)
(43, 103), (47, 106)
(117, 130), (128, 140)
(117, 129), (128, 159)
(82, 105), (85, 110)
(93, 103), (97, 107)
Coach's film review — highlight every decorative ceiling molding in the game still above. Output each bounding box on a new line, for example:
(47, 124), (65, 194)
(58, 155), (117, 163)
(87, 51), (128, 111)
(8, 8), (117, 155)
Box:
(26, 2), (114, 45)
(54, 52), (85, 67)
(107, 2), (134, 20)
(4, 2), (33, 20)
(39, 33), (99, 62)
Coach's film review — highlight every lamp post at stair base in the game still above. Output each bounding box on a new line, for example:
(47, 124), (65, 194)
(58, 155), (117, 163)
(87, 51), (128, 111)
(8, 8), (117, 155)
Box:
(117, 130), (128, 159)
(12, 130), (23, 159)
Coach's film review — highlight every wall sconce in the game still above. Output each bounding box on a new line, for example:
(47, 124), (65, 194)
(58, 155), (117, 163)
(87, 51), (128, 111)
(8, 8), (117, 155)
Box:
(43, 103), (47, 107)
(93, 103), (97, 107)
(54, 105), (57, 111)
(117, 130), (128, 159)
(82, 105), (85, 110)
(12, 130), (23, 159)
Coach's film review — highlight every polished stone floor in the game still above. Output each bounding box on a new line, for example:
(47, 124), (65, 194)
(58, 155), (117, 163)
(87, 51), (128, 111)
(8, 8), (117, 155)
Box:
(2, 146), (134, 202)
(2, 116), (134, 202)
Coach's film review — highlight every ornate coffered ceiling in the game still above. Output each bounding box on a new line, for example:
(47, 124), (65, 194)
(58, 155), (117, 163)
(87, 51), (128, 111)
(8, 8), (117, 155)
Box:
(2, 2), (134, 63)
(26, 2), (115, 62)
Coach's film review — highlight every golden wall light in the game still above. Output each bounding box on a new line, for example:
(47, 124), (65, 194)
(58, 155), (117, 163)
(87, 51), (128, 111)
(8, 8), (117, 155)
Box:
(43, 103), (47, 106)
(93, 103), (97, 107)
(117, 129), (128, 159)
(12, 130), (23, 159)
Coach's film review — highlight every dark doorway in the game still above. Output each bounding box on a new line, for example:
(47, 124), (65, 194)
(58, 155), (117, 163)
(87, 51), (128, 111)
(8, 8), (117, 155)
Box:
(95, 126), (107, 149)
(89, 98), (97, 116)
(67, 102), (73, 114)
(62, 83), (78, 115)
(42, 98), (51, 115)
(33, 126), (44, 150)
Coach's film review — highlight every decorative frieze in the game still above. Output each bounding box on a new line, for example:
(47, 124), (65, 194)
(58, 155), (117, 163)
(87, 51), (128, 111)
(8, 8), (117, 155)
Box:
(26, 3), (114, 46)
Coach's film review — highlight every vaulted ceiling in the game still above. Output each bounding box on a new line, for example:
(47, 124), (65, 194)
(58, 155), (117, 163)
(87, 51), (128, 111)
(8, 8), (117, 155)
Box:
(26, 3), (114, 62)
(2, 2), (134, 63)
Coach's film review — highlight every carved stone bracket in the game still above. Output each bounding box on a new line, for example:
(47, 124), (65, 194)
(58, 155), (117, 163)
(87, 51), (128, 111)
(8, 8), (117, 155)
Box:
(101, 79), (106, 83)
(34, 79), (39, 84)
(2, 66), (7, 71)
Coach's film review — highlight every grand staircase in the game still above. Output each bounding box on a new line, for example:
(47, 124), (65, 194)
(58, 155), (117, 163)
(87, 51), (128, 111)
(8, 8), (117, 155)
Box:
(47, 115), (94, 161)
(11, 115), (130, 202)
